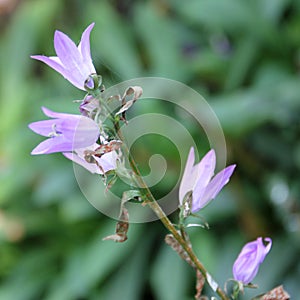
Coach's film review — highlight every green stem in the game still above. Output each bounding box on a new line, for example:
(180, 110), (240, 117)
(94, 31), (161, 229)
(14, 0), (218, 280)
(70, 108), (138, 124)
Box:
(116, 129), (229, 300)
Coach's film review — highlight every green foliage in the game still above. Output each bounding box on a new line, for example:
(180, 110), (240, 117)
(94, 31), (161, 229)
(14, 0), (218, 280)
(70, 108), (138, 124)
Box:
(1, 0), (299, 299)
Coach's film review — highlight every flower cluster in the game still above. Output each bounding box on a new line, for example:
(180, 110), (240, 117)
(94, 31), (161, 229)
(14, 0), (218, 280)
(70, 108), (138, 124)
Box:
(29, 24), (118, 174)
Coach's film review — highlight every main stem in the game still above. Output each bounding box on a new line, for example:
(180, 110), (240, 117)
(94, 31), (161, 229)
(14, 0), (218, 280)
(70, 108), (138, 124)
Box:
(116, 127), (229, 300)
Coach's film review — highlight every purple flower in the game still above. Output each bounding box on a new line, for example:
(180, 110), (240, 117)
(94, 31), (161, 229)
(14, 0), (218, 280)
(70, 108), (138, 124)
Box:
(29, 107), (100, 155)
(63, 143), (118, 174)
(179, 147), (236, 213)
(233, 237), (272, 284)
(31, 23), (96, 90)
(79, 95), (100, 117)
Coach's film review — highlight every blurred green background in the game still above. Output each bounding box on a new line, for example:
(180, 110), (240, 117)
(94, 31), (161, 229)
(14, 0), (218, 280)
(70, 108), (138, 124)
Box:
(1, 0), (300, 299)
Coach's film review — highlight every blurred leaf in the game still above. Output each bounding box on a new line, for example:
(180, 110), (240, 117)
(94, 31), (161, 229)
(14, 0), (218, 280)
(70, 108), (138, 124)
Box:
(44, 221), (143, 300)
(212, 75), (300, 136)
(151, 243), (191, 300)
(0, 0), (61, 136)
(224, 36), (259, 90)
(82, 1), (142, 80)
(0, 249), (56, 300)
(99, 233), (153, 300)
(133, 2), (189, 81)
(254, 0), (291, 23)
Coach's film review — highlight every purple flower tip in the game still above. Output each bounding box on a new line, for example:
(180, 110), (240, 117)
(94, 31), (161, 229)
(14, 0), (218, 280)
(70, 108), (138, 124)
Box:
(233, 237), (272, 284)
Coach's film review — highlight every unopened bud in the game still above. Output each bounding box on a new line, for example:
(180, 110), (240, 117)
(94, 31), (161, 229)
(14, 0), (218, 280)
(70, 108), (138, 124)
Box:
(84, 73), (102, 92)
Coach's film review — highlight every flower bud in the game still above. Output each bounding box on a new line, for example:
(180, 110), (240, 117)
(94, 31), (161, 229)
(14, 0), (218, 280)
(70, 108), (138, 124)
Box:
(233, 237), (272, 285)
(84, 74), (102, 92)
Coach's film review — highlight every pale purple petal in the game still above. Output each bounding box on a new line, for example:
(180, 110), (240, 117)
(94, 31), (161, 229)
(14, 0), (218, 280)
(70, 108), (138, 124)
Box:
(28, 120), (57, 137)
(70, 117), (100, 148)
(79, 95), (100, 117)
(192, 149), (216, 204)
(30, 55), (66, 76)
(63, 152), (102, 174)
(233, 237), (272, 284)
(41, 106), (77, 119)
(98, 151), (118, 173)
(63, 143), (118, 174)
(31, 136), (73, 154)
(233, 240), (260, 283)
(78, 23), (96, 73)
(196, 149), (216, 186)
(179, 147), (196, 204)
(78, 23), (94, 60)
(31, 55), (84, 90)
(192, 164), (235, 212)
(54, 30), (82, 71)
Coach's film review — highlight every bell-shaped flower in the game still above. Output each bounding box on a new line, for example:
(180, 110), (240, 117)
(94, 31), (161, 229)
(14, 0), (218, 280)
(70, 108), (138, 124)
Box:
(63, 143), (118, 174)
(233, 237), (272, 284)
(31, 23), (96, 90)
(29, 107), (100, 155)
(179, 147), (236, 213)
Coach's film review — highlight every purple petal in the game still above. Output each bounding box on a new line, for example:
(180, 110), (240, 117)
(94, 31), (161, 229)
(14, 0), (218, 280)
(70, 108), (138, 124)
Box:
(54, 30), (81, 71)
(78, 23), (96, 72)
(78, 23), (94, 60)
(41, 106), (78, 119)
(79, 95), (100, 116)
(179, 147), (196, 204)
(63, 152), (102, 174)
(28, 119), (57, 137)
(31, 55), (84, 90)
(30, 55), (66, 77)
(253, 237), (272, 266)
(69, 117), (100, 148)
(98, 151), (118, 173)
(192, 164), (236, 212)
(31, 136), (73, 154)
(192, 149), (216, 203)
(63, 143), (117, 174)
(196, 149), (216, 184)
